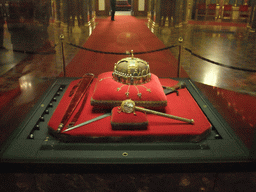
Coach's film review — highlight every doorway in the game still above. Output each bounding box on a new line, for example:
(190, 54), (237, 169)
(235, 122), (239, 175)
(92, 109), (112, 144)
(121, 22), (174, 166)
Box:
(115, 0), (132, 15)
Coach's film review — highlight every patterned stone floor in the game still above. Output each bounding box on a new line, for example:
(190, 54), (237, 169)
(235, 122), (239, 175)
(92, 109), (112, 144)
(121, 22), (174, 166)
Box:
(1, 172), (256, 192)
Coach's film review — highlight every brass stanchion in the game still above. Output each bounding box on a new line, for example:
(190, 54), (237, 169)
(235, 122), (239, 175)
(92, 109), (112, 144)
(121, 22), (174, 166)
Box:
(60, 34), (66, 77)
(177, 37), (183, 78)
(249, 6), (256, 32)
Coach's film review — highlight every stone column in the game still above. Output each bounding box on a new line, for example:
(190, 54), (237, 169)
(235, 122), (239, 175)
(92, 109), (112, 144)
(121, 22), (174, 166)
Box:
(174, 0), (188, 27)
(148, 0), (188, 28)
(147, 0), (161, 30)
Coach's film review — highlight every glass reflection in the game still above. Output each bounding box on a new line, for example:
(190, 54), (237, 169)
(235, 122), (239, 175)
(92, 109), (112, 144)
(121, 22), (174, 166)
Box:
(17, 74), (35, 104)
(0, 0), (255, 152)
(202, 66), (219, 86)
(0, 0), (95, 53)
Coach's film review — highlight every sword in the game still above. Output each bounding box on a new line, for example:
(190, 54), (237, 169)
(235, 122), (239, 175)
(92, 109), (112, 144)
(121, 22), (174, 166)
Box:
(62, 113), (111, 133)
(163, 81), (186, 96)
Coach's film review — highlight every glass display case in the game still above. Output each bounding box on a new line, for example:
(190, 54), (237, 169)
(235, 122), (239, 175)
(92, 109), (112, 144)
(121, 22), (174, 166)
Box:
(0, 0), (256, 173)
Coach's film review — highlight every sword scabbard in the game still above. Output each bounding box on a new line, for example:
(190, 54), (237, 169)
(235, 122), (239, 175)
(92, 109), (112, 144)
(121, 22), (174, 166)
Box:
(57, 73), (94, 133)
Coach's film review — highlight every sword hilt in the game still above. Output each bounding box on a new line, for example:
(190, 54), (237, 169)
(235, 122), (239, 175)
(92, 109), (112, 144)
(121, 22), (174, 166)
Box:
(163, 82), (186, 96)
(67, 122), (75, 128)
(57, 123), (64, 133)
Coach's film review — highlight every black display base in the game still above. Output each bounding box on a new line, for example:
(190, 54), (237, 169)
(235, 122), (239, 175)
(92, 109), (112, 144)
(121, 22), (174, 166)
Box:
(0, 78), (253, 173)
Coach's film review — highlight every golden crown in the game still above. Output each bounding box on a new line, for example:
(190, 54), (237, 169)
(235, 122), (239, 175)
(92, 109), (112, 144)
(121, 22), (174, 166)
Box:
(112, 55), (151, 85)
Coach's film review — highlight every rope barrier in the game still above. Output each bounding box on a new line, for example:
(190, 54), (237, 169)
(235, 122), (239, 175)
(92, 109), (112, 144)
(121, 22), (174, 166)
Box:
(12, 44), (58, 55)
(12, 49), (56, 55)
(67, 42), (178, 55)
(66, 41), (256, 73)
(184, 47), (256, 73)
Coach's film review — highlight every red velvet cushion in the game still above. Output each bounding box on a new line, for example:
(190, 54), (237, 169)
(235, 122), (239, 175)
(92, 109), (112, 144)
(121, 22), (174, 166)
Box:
(91, 72), (167, 109)
(111, 106), (148, 130)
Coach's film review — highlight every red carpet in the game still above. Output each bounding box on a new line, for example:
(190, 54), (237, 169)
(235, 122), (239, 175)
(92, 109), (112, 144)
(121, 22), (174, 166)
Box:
(0, 87), (21, 110)
(64, 16), (188, 78)
(0, 78), (21, 111)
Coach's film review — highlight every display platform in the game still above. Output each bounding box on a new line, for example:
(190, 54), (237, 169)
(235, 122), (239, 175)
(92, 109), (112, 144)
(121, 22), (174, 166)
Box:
(48, 75), (211, 142)
(0, 77), (253, 173)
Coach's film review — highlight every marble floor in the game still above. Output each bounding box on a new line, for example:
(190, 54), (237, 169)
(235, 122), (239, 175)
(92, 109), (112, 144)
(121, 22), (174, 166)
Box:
(154, 20), (256, 95)
(0, 11), (256, 192)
